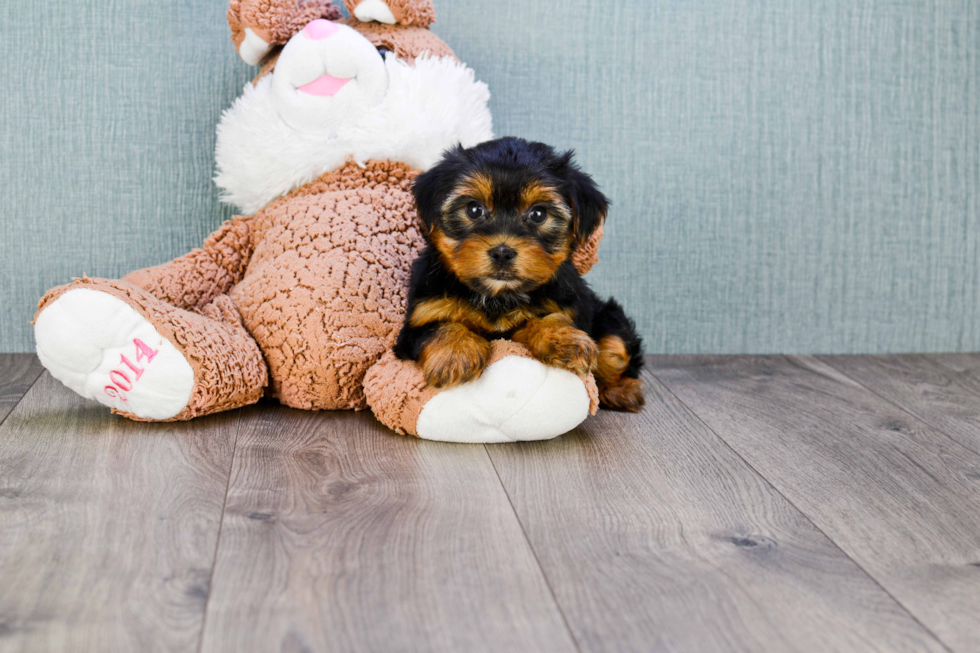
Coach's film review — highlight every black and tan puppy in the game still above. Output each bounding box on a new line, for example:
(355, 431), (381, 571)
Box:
(395, 137), (644, 412)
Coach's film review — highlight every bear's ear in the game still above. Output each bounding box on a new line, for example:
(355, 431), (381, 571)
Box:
(345, 0), (436, 27)
(551, 151), (609, 250)
(228, 0), (343, 66)
(412, 145), (467, 232)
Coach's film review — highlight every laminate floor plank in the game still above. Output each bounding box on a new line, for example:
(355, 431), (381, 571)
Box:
(819, 354), (980, 456)
(651, 354), (980, 653)
(0, 373), (240, 653)
(199, 404), (577, 653)
(485, 368), (945, 653)
(0, 354), (44, 425)
(924, 353), (980, 379)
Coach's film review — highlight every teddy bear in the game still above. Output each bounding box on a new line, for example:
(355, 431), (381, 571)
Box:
(33, 0), (604, 443)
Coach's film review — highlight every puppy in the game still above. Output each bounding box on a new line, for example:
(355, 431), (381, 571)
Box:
(395, 137), (644, 412)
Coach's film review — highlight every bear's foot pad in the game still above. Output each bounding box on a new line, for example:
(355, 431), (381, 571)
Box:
(416, 355), (591, 443)
(35, 289), (194, 420)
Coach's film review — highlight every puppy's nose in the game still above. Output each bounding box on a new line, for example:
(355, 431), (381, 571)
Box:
(489, 245), (517, 265)
(303, 19), (339, 40)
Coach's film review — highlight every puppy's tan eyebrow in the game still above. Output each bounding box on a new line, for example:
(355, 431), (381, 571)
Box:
(446, 173), (495, 212)
(520, 182), (568, 217)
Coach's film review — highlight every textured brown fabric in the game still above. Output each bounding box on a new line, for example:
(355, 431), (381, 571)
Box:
(36, 277), (268, 421)
(387, 0), (437, 27)
(230, 160), (426, 411)
(572, 221), (603, 275)
(342, 19), (455, 63)
(276, 158), (417, 203)
(228, 0), (342, 53)
(344, 0), (437, 27)
(365, 339), (600, 436)
(363, 350), (437, 436)
(123, 215), (254, 313)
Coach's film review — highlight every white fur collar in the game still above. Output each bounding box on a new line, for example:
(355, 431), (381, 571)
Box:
(214, 56), (494, 214)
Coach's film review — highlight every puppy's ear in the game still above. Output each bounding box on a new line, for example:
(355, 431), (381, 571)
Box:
(412, 145), (466, 232)
(553, 151), (608, 248)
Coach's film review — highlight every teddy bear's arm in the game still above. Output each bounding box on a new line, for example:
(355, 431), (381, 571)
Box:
(122, 215), (254, 313)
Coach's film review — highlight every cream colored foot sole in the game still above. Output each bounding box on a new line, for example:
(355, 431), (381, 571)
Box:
(415, 355), (591, 444)
(34, 289), (194, 420)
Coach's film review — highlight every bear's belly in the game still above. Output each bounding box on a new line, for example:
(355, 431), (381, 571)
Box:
(230, 180), (425, 411)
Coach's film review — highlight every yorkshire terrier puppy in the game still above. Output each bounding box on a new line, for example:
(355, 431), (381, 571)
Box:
(395, 137), (644, 412)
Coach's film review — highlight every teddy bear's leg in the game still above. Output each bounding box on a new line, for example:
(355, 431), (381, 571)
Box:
(364, 340), (599, 443)
(34, 278), (267, 422)
(121, 215), (254, 312)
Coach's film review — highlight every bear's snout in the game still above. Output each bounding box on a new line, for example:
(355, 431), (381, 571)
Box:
(269, 21), (389, 135)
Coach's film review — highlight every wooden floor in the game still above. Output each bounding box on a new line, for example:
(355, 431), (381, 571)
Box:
(2, 354), (980, 653)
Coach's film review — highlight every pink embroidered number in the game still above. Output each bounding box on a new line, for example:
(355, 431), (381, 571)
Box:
(104, 386), (123, 400)
(134, 338), (158, 364)
(119, 355), (143, 381)
(109, 370), (132, 391)
(103, 338), (160, 402)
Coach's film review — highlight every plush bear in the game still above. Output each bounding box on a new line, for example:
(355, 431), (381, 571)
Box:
(33, 0), (603, 443)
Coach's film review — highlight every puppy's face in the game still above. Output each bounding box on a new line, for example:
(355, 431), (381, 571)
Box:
(432, 170), (573, 296)
(413, 138), (608, 297)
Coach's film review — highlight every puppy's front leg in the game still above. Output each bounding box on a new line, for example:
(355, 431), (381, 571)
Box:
(513, 314), (598, 377)
(418, 323), (492, 389)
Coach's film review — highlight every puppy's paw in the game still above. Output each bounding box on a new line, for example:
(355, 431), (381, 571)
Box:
(535, 327), (599, 377)
(599, 377), (645, 412)
(420, 324), (491, 389)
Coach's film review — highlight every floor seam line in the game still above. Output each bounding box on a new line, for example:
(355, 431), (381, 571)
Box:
(815, 355), (980, 459)
(195, 407), (245, 653)
(645, 359), (956, 653)
(483, 444), (584, 653)
(0, 362), (46, 431)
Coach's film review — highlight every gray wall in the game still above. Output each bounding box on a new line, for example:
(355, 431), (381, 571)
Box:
(2, 0), (978, 353)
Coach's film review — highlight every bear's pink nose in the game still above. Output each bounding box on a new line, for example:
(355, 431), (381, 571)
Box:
(303, 19), (338, 40)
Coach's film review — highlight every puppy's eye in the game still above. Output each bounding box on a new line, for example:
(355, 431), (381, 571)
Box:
(466, 202), (485, 220)
(527, 207), (548, 225)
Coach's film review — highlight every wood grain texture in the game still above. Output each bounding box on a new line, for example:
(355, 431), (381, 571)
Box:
(0, 374), (239, 652)
(820, 354), (980, 456)
(486, 368), (946, 653)
(0, 354), (44, 425)
(199, 404), (576, 653)
(652, 355), (980, 653)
